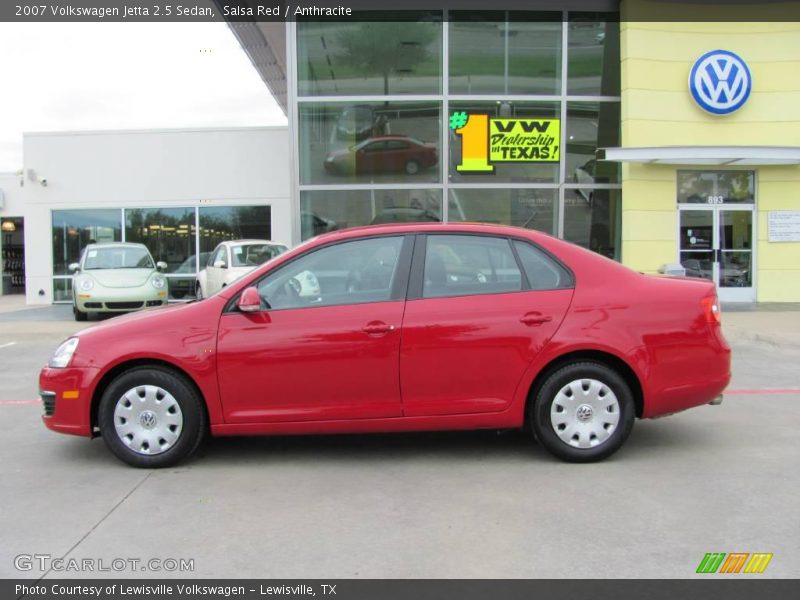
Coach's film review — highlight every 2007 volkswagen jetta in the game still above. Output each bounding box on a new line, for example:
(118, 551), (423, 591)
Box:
(40, 223), (730, 467)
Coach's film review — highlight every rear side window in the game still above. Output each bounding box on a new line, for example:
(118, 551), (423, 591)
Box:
(513, 240), (573, 290)
(423, 235), (522, 299)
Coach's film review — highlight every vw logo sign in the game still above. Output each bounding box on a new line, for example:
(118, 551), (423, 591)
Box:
(689, 50), (752, 115)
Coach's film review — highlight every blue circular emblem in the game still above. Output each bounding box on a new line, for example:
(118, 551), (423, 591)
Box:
(689, 50), (752, 115)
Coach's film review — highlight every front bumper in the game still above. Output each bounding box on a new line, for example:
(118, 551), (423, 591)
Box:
(75, 286), (167, 312)
(39, 366), (99, 437)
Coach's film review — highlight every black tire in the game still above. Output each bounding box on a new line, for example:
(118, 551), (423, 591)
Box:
(98, 366), (206, 468)
(73, 306), (88, 322)
(530, 361), (635, 463)
(404, 160), (420, 175)
(195, 282), (203, 300)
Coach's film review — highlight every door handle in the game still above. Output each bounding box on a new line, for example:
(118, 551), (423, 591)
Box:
(361, 322), (396, 335)
(520, 313), (552, 327)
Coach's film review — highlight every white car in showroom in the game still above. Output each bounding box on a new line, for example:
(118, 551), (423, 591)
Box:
(70, 242), (168, 321)
(196, 240), (289, 299)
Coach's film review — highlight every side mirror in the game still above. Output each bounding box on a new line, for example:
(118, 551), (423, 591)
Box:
(68, 263), (80, 273)
(213, 260), (226, 269)
(237, 287), (262, 313)
(156, 261), (168, 272)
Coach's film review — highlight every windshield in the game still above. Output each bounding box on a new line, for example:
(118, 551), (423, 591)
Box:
(83, 246), (155, 270)
(231, 244), (288, 267)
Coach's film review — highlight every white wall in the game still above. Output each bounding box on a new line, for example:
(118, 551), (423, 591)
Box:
(22, 126), (290, 304)
(0, 173), (25, 217)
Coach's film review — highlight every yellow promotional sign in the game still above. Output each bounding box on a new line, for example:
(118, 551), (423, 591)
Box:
(451, 112), (560, 173)
(489, 118), (560, 163)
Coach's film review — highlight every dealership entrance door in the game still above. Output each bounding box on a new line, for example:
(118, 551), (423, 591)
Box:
(678, 206), (754, 302)
(677, 170), (756, 303)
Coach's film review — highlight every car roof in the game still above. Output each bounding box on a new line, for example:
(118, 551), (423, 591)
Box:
(222, 239), (286, 246)
(85, 242), (148, 249)
(362, 135), (417, 143)
(310, 222), (553, 244)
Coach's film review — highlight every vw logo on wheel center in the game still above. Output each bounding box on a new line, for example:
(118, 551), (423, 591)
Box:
(689, 50), (752, 115)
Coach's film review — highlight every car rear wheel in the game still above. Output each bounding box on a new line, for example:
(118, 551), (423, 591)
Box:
(98, 367), (205, 468)
(73, 306), (88, 322)
(405, 160), (420, 175)
(531, 361), (634, 462)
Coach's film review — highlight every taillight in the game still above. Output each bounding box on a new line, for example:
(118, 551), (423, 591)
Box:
(701, 295), (721, 324)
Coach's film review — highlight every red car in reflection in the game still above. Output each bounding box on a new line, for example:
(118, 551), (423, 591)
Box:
(40, 223), (730, 468)
(324, 135), (438, 176)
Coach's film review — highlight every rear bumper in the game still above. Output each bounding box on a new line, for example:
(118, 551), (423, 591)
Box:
(39, 366), (98, 437)
(643, 370), (730, 418)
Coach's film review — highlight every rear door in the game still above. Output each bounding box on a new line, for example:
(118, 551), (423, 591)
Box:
(400, 234), (574, 417)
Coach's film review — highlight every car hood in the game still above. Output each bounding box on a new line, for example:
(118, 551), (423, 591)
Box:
(68, 298), (224, 369)
(82, 269), (154, 288)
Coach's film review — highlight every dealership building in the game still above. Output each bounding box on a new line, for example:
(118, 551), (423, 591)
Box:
(1, 0), (799, 304)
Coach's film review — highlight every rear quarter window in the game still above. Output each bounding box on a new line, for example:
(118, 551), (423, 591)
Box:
(513, 240), (574, 290)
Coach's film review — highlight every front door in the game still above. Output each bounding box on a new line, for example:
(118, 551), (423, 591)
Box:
(679, 206), (754, 302)
(216, 235), (412, 423)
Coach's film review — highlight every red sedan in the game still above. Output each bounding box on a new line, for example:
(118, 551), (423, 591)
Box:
(40, 223), (730, 467)
(324, 135), (438, 176)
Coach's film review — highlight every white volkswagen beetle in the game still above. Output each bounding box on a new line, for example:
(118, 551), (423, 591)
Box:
(196, 240), (289, 299)
(70, 242), (168, 321)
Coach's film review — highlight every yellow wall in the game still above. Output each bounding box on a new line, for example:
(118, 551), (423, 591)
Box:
(619, 1), (800, 301)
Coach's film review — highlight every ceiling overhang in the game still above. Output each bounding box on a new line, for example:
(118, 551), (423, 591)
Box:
(224, 20), (288, 114)
(598, 146), (800, 166)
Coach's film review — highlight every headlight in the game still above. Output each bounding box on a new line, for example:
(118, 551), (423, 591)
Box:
(151, 276), (166, 289)
(48, 338), (79, 369)
(78, 278), (94, 291)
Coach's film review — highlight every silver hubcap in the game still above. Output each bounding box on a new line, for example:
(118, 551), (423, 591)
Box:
(550, 378), (620, 449)
(113, 385), (183, 455)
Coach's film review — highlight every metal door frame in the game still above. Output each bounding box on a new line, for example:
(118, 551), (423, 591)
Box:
(677, 204), (756, 303)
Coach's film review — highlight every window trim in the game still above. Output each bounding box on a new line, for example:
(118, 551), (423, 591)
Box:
(407, 231), (575, 301)
(223, 233), (415, 314)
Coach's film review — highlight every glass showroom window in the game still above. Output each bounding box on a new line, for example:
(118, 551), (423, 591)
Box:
(567, 13), (620, 96)
(677, 171), (755, 204)
(296, 12), (442, 96)
(125, 208), (195, 300)
(299, 101), (442, 186)
(449, 11), (562, 95)
(199, 206), (273, 254)
(563, 188), (620, 260)
(52, 209), (122, 301)
(566, 101), (620, 186)
(448, 189), (558, 235)
(300, 189), (442, 240)
(448, 101), (560, 184)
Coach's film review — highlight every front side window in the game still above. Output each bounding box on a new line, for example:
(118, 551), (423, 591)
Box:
(257, 236), (405, 310)
(211, 246), (228, 268)
(423, 235), (521, 298)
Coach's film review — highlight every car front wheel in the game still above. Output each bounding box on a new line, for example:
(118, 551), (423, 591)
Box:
(531, 361), (635, 462)
(195, 282), (203, 300)
(98, 367), (206, 468)
(73, 306), (88, 322)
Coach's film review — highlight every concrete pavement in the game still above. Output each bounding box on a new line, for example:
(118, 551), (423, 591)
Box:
(0, 295), (798, 579)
